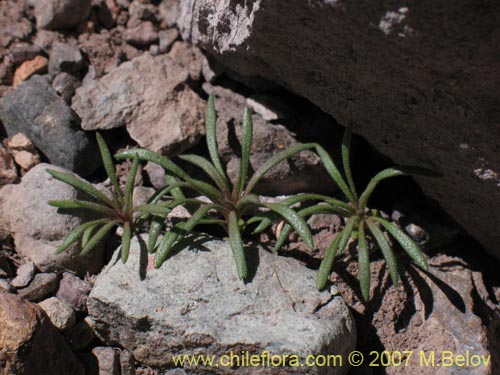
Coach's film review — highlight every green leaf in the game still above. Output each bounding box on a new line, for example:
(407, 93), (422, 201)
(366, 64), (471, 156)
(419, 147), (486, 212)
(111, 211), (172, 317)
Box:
(314, 145), (356, 203)
(96, 133), (123, 205)
(148, 216), (165, 253)
(48, 200), (116, 217)
(178, 154), (229, 192)
(366, 219), (399, 286)
(121, 222), (132, 263)
(273, 204), (353, 253)
(81, 220), (119, 255)
(81, 223), (98, 248)
(316, 232), (343, 290)
(228, 211), (248, 280)
(337, 216), (358, 255)
(205, 95), (226, 181)
(357, 221), (370, 301)
(236, 107), (253, 197)
(341, 122), (358, 199)
(359, 168), (407, 210)
(154, 205), (215, 268)
(133, 204), (171, 216)
(281, 193), (355, 214)
(262, 203), (314, 249)
(125, 157), (139, 210)
(55, 219), (109, 254)
(115, 148), (190, 180)
(46, 169), (116, 208)
(371, 217), (428, 271)
(245, 143), (317, 195)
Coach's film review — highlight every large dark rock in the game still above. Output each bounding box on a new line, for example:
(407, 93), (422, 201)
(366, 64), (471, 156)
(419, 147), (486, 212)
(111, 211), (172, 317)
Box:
(0, 75), (99, 176)
(178, 0), (500, 260)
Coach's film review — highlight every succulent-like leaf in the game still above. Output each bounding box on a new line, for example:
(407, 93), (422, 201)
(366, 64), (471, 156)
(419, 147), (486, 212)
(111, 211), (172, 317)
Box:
(262, 203), (314, 249)
(281, 193), (355, 214)
(48, 200), (116, 217)
(244, 143), (317, 195)
(55, 219), (109, 254)
(316, 232), (343, 290)
(154, 205), (215, 268)
(134, 204), (171, 216)
(115, 149), (190, 180)
(273, 204), (352, 253)
(81, 220), (119, 255)
(314, 145), (356, 203)
(96, 133), (123, 205)
(228, 211), (248, 280)
(366, 219), (399, 286)
(46, 169), (116, 208)
(81, 223), (98, 248)
(371, 217), (428, 271)
(359, 168), (407, 210)
(205, 95), (227, 180)
(341, 122), (358, 200)
(148, 216), (165, 253)
(236, 107), (253, 197)
(357, 221), (370, 301)
(178, 154), (229, 192)
(121, 222), (132, 263)
(125, 157), (139, 210)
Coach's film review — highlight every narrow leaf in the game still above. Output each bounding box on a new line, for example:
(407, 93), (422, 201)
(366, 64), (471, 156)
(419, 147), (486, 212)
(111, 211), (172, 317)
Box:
(314, 145), (356, 203)
(245, 143), (317, 195)
(262, 203), (314, 249)
(81, 223), (99, 248)
(121, 222), (131, 263)
(133, 204), (171, 216)
(366, 219), (399, 286)
(81, 220), (119, 255)
(205, 95), (226, 180)
(228, 211), (248, 280)
(359, 168), (407, 210)
(341, 122), (358, 199)
(357, 221), (370, 301)
(46, 169), (115, 208)
(125, 157), (139, 210)
(178, 154), (229, 192)
(236, 107), (253, 197)
(115, 149), (190, 180)
(371, 217), (428, 271)
(154, 205), (215, 268)
(55, 219), (109, 254)
(96, 133), (123, 205)
(48, 200), (116, 217)
(316, 232), (343, 290)
(148, 216), (165, 253)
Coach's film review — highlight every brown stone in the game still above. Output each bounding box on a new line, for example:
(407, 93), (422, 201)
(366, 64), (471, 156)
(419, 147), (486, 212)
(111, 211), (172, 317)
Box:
(12, 56), (49, 87)
(0, 291), (84, 375)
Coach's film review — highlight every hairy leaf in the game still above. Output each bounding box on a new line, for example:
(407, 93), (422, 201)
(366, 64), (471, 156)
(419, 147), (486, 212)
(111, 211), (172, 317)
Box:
(121, 222), (132, 263)
(341, 122), (358, 199)
(366, 219), (399, 286)
(236, 107), (253, 197)
(96, 133), (123, 205)
(357, 221), (370, 301)
(48, 200), (116, 217)
(245, 143), (317, 195)
(46, 169), (116, 208)
(178, 154), (229, 192)
(228, 211), (248, 280)
(316, 232), (343, 290)
(81, 220), (119, 255)
(205, 95), (226, 180)
(262, 203), (314, 249)
(371, 217), (428, 271)
(125, 157), (139, 210)
(55, 219), (109, 254)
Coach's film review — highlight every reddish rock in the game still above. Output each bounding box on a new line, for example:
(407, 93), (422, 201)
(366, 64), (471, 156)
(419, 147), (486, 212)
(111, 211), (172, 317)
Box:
(12, 56), (49, 87)
(0, 292), (84, 375)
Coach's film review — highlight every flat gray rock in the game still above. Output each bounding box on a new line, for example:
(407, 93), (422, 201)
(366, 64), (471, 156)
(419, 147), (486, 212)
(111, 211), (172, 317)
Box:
(88, 237), (355, 374)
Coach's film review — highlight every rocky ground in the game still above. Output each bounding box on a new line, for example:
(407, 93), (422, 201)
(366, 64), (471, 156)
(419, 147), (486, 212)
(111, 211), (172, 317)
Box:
(0, 1), (499, 374)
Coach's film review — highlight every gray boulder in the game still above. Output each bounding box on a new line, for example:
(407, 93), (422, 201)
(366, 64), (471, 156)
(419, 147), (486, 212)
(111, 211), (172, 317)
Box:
(48, 42), (85, 77)
(178, 0), (500, 260)
(0, 75), (100, 176)
(72, 53), (205, 156)
(0, 163), (106, 275)
(35, 0), (92, 30)
(88, 236), (355, 374)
